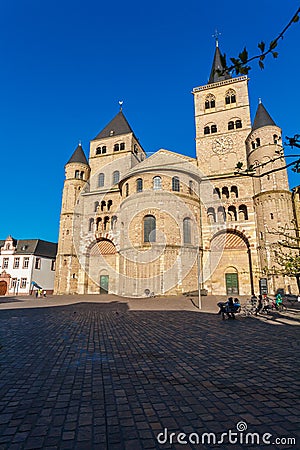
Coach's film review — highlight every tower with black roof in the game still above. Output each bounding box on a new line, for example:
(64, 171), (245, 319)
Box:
(55, 143), (90, 294)
(246, 101), (295, 286)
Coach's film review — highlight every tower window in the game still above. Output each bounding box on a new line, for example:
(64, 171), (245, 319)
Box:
(189, 180), (193, 194)
(98, 173), (105, 187)
(235, 120), (242, 129)
(75, 170), (80, 179)
(270, 213), (274, 219)
(204, 126), (210, 135)
(89, 218), (94, 232)
(94, 201), (99, 212)
(204, 94), (216, 109)
(172, 176), (180, 192)
(256, 138), (261, 147)
(120, 142), (125, 150)
(125, 183), (129, 197)
(228, 121), (234, 130)
(136, 178), (143, 193)
(225, 89), (236, 105)
(114, 144), (120, 152)
(144, 215), (156, 243)
(211, 124), (217, 133)
(112, 171), (120, 184)
(96, 146), (107, 155)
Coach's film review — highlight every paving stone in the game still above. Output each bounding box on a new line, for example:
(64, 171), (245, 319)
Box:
(0, 299), (298, 449)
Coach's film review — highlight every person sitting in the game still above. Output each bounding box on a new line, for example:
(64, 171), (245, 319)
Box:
(223, 297), (234, 320)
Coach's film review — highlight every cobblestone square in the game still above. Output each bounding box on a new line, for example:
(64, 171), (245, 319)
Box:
(0, 295), (299, 449)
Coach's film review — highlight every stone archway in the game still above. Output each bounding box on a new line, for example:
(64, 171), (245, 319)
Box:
(209, 229), (254, 296)
(0, 272), (11, 296)
(0, 280), (7, 295)
(85, 239), (117, 294)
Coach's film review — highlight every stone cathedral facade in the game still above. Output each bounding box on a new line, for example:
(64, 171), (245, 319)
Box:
(54, 45), (298, 297)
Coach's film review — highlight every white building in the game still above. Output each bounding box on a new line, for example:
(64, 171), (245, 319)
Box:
(0, 236), (57, 296)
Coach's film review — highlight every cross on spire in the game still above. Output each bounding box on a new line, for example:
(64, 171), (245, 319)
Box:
(212, 29), (221, 47)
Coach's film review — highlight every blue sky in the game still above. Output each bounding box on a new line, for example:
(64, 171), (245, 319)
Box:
(0, 0), (299, 242)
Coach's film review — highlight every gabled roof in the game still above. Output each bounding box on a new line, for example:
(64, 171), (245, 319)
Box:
(93, 111), (134, 140)
(252, 102), (276, 131)
(0, 239), (58, 258)
(67, 143), (89, 166)
(208, 46), (232, 84)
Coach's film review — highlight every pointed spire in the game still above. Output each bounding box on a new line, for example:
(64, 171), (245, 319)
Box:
(208, 45), (232, 84)
(252, 101), (276, 131)
(93, 110), (134, 140)
(66, 142), (89, 165)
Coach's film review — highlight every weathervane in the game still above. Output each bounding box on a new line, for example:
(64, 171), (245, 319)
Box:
(212, 29), (221, 47)
(118, 100), (124, 111)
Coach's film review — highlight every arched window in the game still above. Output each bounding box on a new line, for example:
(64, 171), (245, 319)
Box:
(125, 183), (129, 197)
(235, 119), (242, 129)
(207, 207), (216, 224)
(94, 201), (99, 212)
(113, 171), (120, 184)
(228, 205), (237, 221)
(89, 218), (94, 232)
(111, 216), (117, 230)
(114, 143), (120, 152)
(120, 142), (125, 150)
(183, 218), (192, 244)
(75, 170), (80, 179)
(273, 134), (279, 144)
(230, 186), (238, 198)
(172, 176), (180, 192)
(189, 180), (193, 194)
(153, 176), (162, 190)
(270, 213), (274, 220)
(213, 188), (221, 199)
(144, 215), (156, 242)
(205, 94), (215, 109)
(96, 217), (102, 231)
(96, 146), (106, 155)
(80, 171), (84, 180)
(217, 206), (226, 222)
(98, 173), (105, 187)
(228, 121), (234, 130)
(136, 178), (143, 192)
(211, 124), (217, 133)
(107, 200), (112, 211)
(222, 187), (229, 199)
(103, 216), (110, 231)
(239, 205), (248, 220)
(101, 201), (106, 212)
(256, 138), (261, 147)
(204, 126), (210, 135)
(225, 89), (236, 105)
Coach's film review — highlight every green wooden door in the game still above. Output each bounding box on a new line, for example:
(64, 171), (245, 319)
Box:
(225, 273), (239, 295)
(100, 275), (109, 294)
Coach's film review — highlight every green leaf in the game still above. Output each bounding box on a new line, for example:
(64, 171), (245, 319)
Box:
(258, 41), (265, 52)
(272, 51), (279, 58)
(269, 40), (278, 50)
(259, 60), (264, 70)
(292, 14), (299, 22)
(239, 47), (248, 63)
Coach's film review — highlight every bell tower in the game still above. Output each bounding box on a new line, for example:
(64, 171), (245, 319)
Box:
(193, 44), (252, 176)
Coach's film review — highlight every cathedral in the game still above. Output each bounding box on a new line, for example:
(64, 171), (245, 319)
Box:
(54, 44), (298, 297)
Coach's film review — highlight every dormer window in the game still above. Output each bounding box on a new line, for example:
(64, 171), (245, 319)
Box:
(110, 130), (114, 136)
